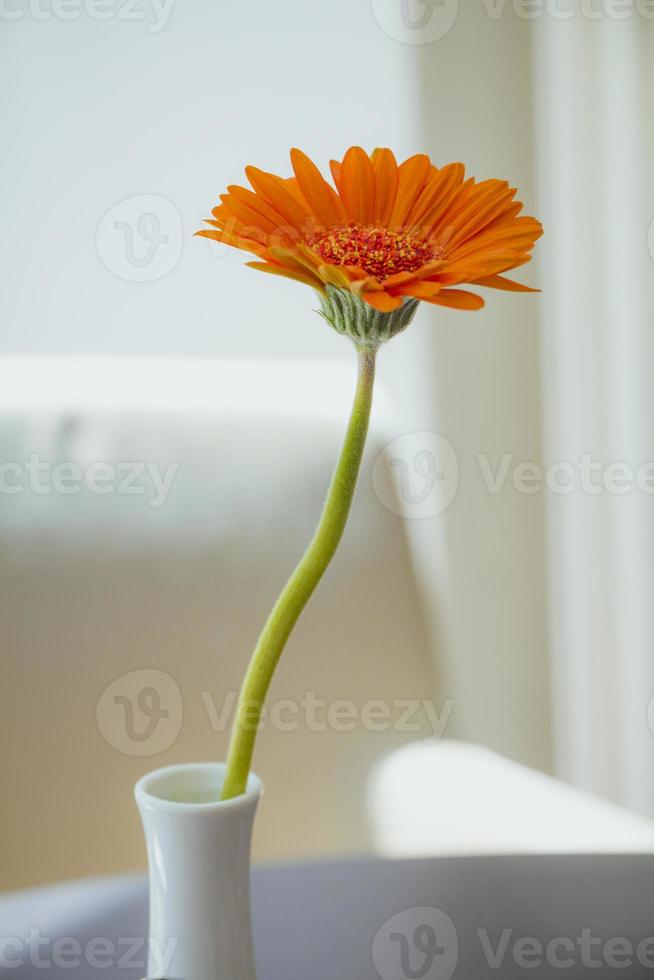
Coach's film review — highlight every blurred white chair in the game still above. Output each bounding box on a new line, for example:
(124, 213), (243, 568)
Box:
(369, 740), (654, 856)
(0, 356), (436, 891)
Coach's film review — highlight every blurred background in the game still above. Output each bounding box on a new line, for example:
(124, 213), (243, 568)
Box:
(3, 0), (654, 893)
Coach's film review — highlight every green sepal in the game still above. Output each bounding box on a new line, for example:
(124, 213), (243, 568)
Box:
(317, 286), (419, 347)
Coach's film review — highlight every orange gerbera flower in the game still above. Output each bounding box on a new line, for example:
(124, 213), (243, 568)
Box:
(197, 146), (542, 315)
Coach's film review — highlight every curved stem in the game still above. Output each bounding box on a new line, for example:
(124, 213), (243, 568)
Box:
(221, 344), (378, 800)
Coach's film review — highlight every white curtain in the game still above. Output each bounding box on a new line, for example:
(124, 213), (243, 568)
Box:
(534, 9), (654, 816)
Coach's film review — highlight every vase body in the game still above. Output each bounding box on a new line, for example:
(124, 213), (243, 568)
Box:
(135, 762), (262, 980)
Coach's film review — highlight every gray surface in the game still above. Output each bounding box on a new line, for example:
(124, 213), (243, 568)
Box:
(2, 856), (654, 978)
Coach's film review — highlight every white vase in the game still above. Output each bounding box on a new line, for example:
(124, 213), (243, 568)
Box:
(135, 762), (262, 980)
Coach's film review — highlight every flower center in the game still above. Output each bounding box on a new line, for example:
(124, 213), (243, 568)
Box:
(313, 224), (440, 282)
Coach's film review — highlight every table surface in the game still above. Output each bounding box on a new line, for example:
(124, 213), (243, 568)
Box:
(3, 855), (654, 979)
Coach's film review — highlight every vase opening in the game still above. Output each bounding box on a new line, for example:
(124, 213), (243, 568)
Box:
(136, 762), (262, 809)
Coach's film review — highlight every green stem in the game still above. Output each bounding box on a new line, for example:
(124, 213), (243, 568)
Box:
(221, 343), (378, 800)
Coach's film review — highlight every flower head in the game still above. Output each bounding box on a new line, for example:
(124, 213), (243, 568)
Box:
(197, 146), (542, 322)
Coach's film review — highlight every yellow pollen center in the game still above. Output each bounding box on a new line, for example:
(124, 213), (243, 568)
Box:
(314, 224), (440, 282)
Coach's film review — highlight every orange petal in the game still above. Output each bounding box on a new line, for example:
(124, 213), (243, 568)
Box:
(440, 252), (522, 280)
(381, 269), (426, 289)
(329, 159), (343, 196)
(339, 146), (375, 224)
(211, 204), (231, 222)
(363, 290), (404, 312)
(371, 148), (399, 225)
(473, 273), (539, 292)
(195, 226), (266, 256)
(448, 228), (539, 263)
(451, 214), (543, 251)
(245, 166), (309, 231)
(294, 241), (325, 268)
(397, 281), (442, 299)
(247, 261), (323, 289)
(350, 276), (381, 297)
(281, 176), (311, 212)
(447, 184), (519, 249)
(429, 177), (475, 238)
(268, 245), (317, 274)
(407, 163), (465, 232)
(382, 259), (445, 289)
(424, 288), (485, 310)
(317, 264), (353, 288)
(219, 194), (275, 238)
(270, 244), (324, 279)
(290, 148), (344, 229)
(227, 184), (293, 235)
(388, 154), (431, 229)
